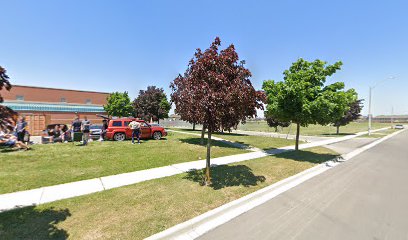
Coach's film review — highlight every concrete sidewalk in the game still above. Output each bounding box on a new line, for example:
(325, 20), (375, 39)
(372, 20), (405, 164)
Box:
(168, 129), (261, 151)
(0, 127), (389, 212)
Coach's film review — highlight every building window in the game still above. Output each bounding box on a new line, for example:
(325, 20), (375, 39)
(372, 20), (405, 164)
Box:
(16, 95), (24, 101)
(60, 98), (66, 103)
(85, 99), (92, 104)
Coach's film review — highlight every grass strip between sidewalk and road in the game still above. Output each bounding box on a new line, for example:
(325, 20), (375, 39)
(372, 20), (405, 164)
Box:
(235, 121), (392, 136)
(357, 128), (398, 138)
(168, 128), (298, 150)
(0, 146), (337, 240)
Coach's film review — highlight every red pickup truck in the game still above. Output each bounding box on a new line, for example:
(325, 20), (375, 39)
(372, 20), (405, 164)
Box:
(105, 118), (167, 141)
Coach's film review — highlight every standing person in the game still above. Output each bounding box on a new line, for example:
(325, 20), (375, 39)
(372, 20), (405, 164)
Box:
(82, 116), (91, 145)
(128, 119), (141, 144)
(71, 116), (82, 142)
(16, 116), (28, 143)
(100, 119), (108, 141)
(71, 116), (82, 133)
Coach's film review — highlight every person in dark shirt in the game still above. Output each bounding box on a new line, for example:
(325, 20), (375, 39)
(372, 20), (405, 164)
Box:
(51, 125), (63, 143)
(71, 117), (82, 133)
(100, 119), (108, 141)
(16, 116), (28, 143)
(71, 116), (82, 143)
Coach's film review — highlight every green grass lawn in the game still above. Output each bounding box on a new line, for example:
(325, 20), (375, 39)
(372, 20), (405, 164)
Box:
(0, 147), (338, 240)
(0, 132), (246, 194)
(169, 128), (297, 150)
(236, 121), (392, 136)
(212, 132), (296, 150)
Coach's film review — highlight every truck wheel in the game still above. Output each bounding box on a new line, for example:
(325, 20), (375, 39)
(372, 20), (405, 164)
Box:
(153, 132), (162, 140)
(114, 132), (126, 141)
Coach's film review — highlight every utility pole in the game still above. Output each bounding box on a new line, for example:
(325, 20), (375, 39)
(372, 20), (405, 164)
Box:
(368, 87), (372, 135)
(368, 76), (396, 136)
(391, 106), (394, 125)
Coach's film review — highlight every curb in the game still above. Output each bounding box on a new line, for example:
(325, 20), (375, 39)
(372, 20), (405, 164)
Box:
(146, 128), (406, 240)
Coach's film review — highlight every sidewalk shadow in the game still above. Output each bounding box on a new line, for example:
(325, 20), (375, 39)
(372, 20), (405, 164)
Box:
(0, 206), (71, 239)
(276, 150), (338, 164)
(184, 165), (266, 190)
(214, 132), (250, 137)
(179, 138), (243, 150)
(320, 133), (354, 136)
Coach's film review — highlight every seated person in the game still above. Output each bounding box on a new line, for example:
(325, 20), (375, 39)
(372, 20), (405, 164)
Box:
(50, 125), (63, 143)
(0, 131), (30, 150)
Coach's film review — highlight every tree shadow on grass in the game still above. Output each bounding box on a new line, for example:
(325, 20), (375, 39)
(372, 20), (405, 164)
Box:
(275, 150), (339, 164)
(184, 165), (266, 190)
(179, 137), (244, 150)
(0, 206), (71, 239)
(0, 146), (32, 153)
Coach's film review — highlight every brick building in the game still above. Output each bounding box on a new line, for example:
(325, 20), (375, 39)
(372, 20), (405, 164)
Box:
(1, 85), (109, 135)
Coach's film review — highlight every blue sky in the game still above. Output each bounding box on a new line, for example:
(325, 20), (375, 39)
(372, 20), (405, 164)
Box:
(1, 0), (407, 116)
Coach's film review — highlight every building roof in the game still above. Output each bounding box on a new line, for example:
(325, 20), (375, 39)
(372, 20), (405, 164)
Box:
(1, 101), (105, 113)
(10, 84), (110, 94)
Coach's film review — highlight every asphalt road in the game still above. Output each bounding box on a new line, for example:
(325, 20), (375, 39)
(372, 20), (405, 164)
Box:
(198, 130), (408, 240)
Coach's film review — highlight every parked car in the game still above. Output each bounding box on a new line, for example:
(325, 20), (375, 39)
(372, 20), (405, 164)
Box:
(90, 125), (103, 140)
(394, 124), (404, 129)
(105, 118), (167, 141)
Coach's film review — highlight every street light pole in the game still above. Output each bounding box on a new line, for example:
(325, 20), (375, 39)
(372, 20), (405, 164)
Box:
(368, 86), (372, 135)
(368, 76), (396, 136)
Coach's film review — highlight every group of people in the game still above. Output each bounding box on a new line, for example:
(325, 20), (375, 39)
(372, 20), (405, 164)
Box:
(70, 116), (108, 145)
(48, 124), (69, 143)
(71, 116), (91, 145)
(1, 114), (142, 149)
(0, 116), (30, 150)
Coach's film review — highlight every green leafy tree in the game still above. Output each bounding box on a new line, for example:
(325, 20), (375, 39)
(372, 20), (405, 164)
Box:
(0, 66), (17, 130)
(133, 86), (171, 123)
(263, 58), (354, 150)
(103, 91), (133, 118)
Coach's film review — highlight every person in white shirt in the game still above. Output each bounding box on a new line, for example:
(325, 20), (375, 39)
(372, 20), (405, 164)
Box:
(128, 119), (141, 144)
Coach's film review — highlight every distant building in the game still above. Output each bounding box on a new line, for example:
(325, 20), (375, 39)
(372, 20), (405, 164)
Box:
(372, 115), (408, 123)
(1, 85), (109, 135)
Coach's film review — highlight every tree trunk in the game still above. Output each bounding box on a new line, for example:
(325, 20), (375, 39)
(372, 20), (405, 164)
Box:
(193, 123), (196, 131)
(295, 123), (300, 150)
(336, 126), (340, 135)
(200, 125), (206, 145)
(157, 118), (160, 124)
(205, 128), (212, 185)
